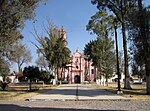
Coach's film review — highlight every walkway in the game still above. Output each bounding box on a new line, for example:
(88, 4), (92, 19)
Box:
(29, 84), (126, 101)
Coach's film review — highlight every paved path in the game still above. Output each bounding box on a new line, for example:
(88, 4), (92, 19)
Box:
(0, 84), (150, 111)
(30, 84), (126, 101)
(0, 100), (150, 111)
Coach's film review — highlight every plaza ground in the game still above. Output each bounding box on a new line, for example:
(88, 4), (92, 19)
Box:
(0, 84), (150, 111)
(0, 100), (150, 111)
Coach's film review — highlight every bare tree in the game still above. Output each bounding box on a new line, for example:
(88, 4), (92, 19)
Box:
(36, 55), (49, 71)
(8, 41), (32, 72)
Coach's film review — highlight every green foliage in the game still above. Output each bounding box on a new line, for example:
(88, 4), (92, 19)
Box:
(127, 5), (150, 79)
(85, 9), (115, 80)
(0, 58), (10, 90)
(91, 0), (135, 22)
(0, 0), (41, 54)
(87, 9), (114, 37)
(0, 81), (9, 91)
(39, 70), (51, 83)
(23, 66), (40, 91)
(35, 24), (71, 80)
(84, 37), (115, 79)
(0, 0), (41, 85)
(54, 37), (71, 69)
(35, 25), (59, 70)
(23, 66), (40, 81)
(0, 58), (10, 81)
(91, 0), (136, 89)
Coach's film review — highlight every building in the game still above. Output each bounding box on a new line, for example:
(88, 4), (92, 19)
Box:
(0, 71), (19, 83)
(58, 27), (123, 84)
(60, 49), (96, 84)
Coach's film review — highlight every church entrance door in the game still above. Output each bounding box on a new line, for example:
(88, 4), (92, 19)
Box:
(74, 75), (80, 83)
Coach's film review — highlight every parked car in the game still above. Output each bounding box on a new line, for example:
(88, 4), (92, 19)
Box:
(133, 79), (142, 84)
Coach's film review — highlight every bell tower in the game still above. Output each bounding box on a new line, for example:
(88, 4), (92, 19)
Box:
(60, 26), (67, 46)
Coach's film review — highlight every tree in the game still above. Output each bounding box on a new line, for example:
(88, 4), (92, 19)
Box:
(87, 9), (114, 37)
(137, 0), (150, 94)
(0, 0), (42, 86)
(0, 57), (10, 91)
(23, 66), (40, 91)
(118, 51), (124, 76)
(36, 55), (49, 71)
(127, 1), (150, 93)
(33, 23), (71, 85)
(8, 41), (32, 72)
(33, 24), (59, 84)
(39, 70), (51, 83)
(84, 38), (115, 85)
(85, 9), (115, 85)
(91, 0), (136, 89)
(54, 36), (71, 82)
(0, 0), (42, 54)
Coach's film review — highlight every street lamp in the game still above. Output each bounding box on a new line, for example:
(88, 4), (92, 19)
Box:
(114, 18), (122, 94)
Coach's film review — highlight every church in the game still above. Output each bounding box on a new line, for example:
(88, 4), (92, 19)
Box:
(60, 49), (97, 84)
(65, 50), (96, 83)
(58, 27), (97, 84)
(58, 27), (96, 84)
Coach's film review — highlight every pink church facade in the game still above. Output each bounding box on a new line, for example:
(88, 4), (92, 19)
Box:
(61, 50), (97, 84)
(58, 27), (97, 84)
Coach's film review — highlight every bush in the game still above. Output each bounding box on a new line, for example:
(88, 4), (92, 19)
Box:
(39, 70), (51, 83)
(0, 81), (9, 91)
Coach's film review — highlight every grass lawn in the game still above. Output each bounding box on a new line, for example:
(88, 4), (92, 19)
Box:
(0, 83), (55, 100)
(92, 83), (150, 100)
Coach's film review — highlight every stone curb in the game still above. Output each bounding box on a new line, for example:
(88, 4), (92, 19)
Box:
(28, 98), (131, 102)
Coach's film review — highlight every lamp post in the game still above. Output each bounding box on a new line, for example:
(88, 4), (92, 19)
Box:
(114, 18), (122, 94)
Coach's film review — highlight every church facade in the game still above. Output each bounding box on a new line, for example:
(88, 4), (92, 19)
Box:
(57, 27), (97, 84)
(60, 49), (97, 84)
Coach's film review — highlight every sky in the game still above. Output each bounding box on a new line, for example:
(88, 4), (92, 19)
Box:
(21, 0), (99, 68)
(11, 0), (150, 71)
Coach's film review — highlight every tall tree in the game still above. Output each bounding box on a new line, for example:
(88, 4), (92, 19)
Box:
(0, 0), (42, 82)
(54, 36), (71, 81)
(0, 0), (42, 54)
(84, 38), (115, 85)
(85, 10), (115, 85)
(91, 0), (136, 89)
(127, 1), (150, 93)
(33, 25), (59, 82)
(33, 24), (71, 84)
(8, 41), (32, 72)
(137, 0), (150, 94)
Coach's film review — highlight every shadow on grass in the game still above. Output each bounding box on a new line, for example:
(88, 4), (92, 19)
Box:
(0, 104), (126, 111)
(103, 86), (147, 96)
(122, 89), (146, 95)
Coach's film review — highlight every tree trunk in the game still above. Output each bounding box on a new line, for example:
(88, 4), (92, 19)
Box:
(144, 48), (150, 94)
(17, 63), (21, 72)
(29, 79), (32, 91)
(146, 62), (150, 94)
(56, 67), (59, 84)
(138, 0), (150, 94)
(146, 79), (150, 94)
(122, 22), (132, 89)
(0, 0), (4, 8)
(53, 68), (58, 85)
(106, 76), (108, 86)
(60, 67), (64, 84)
